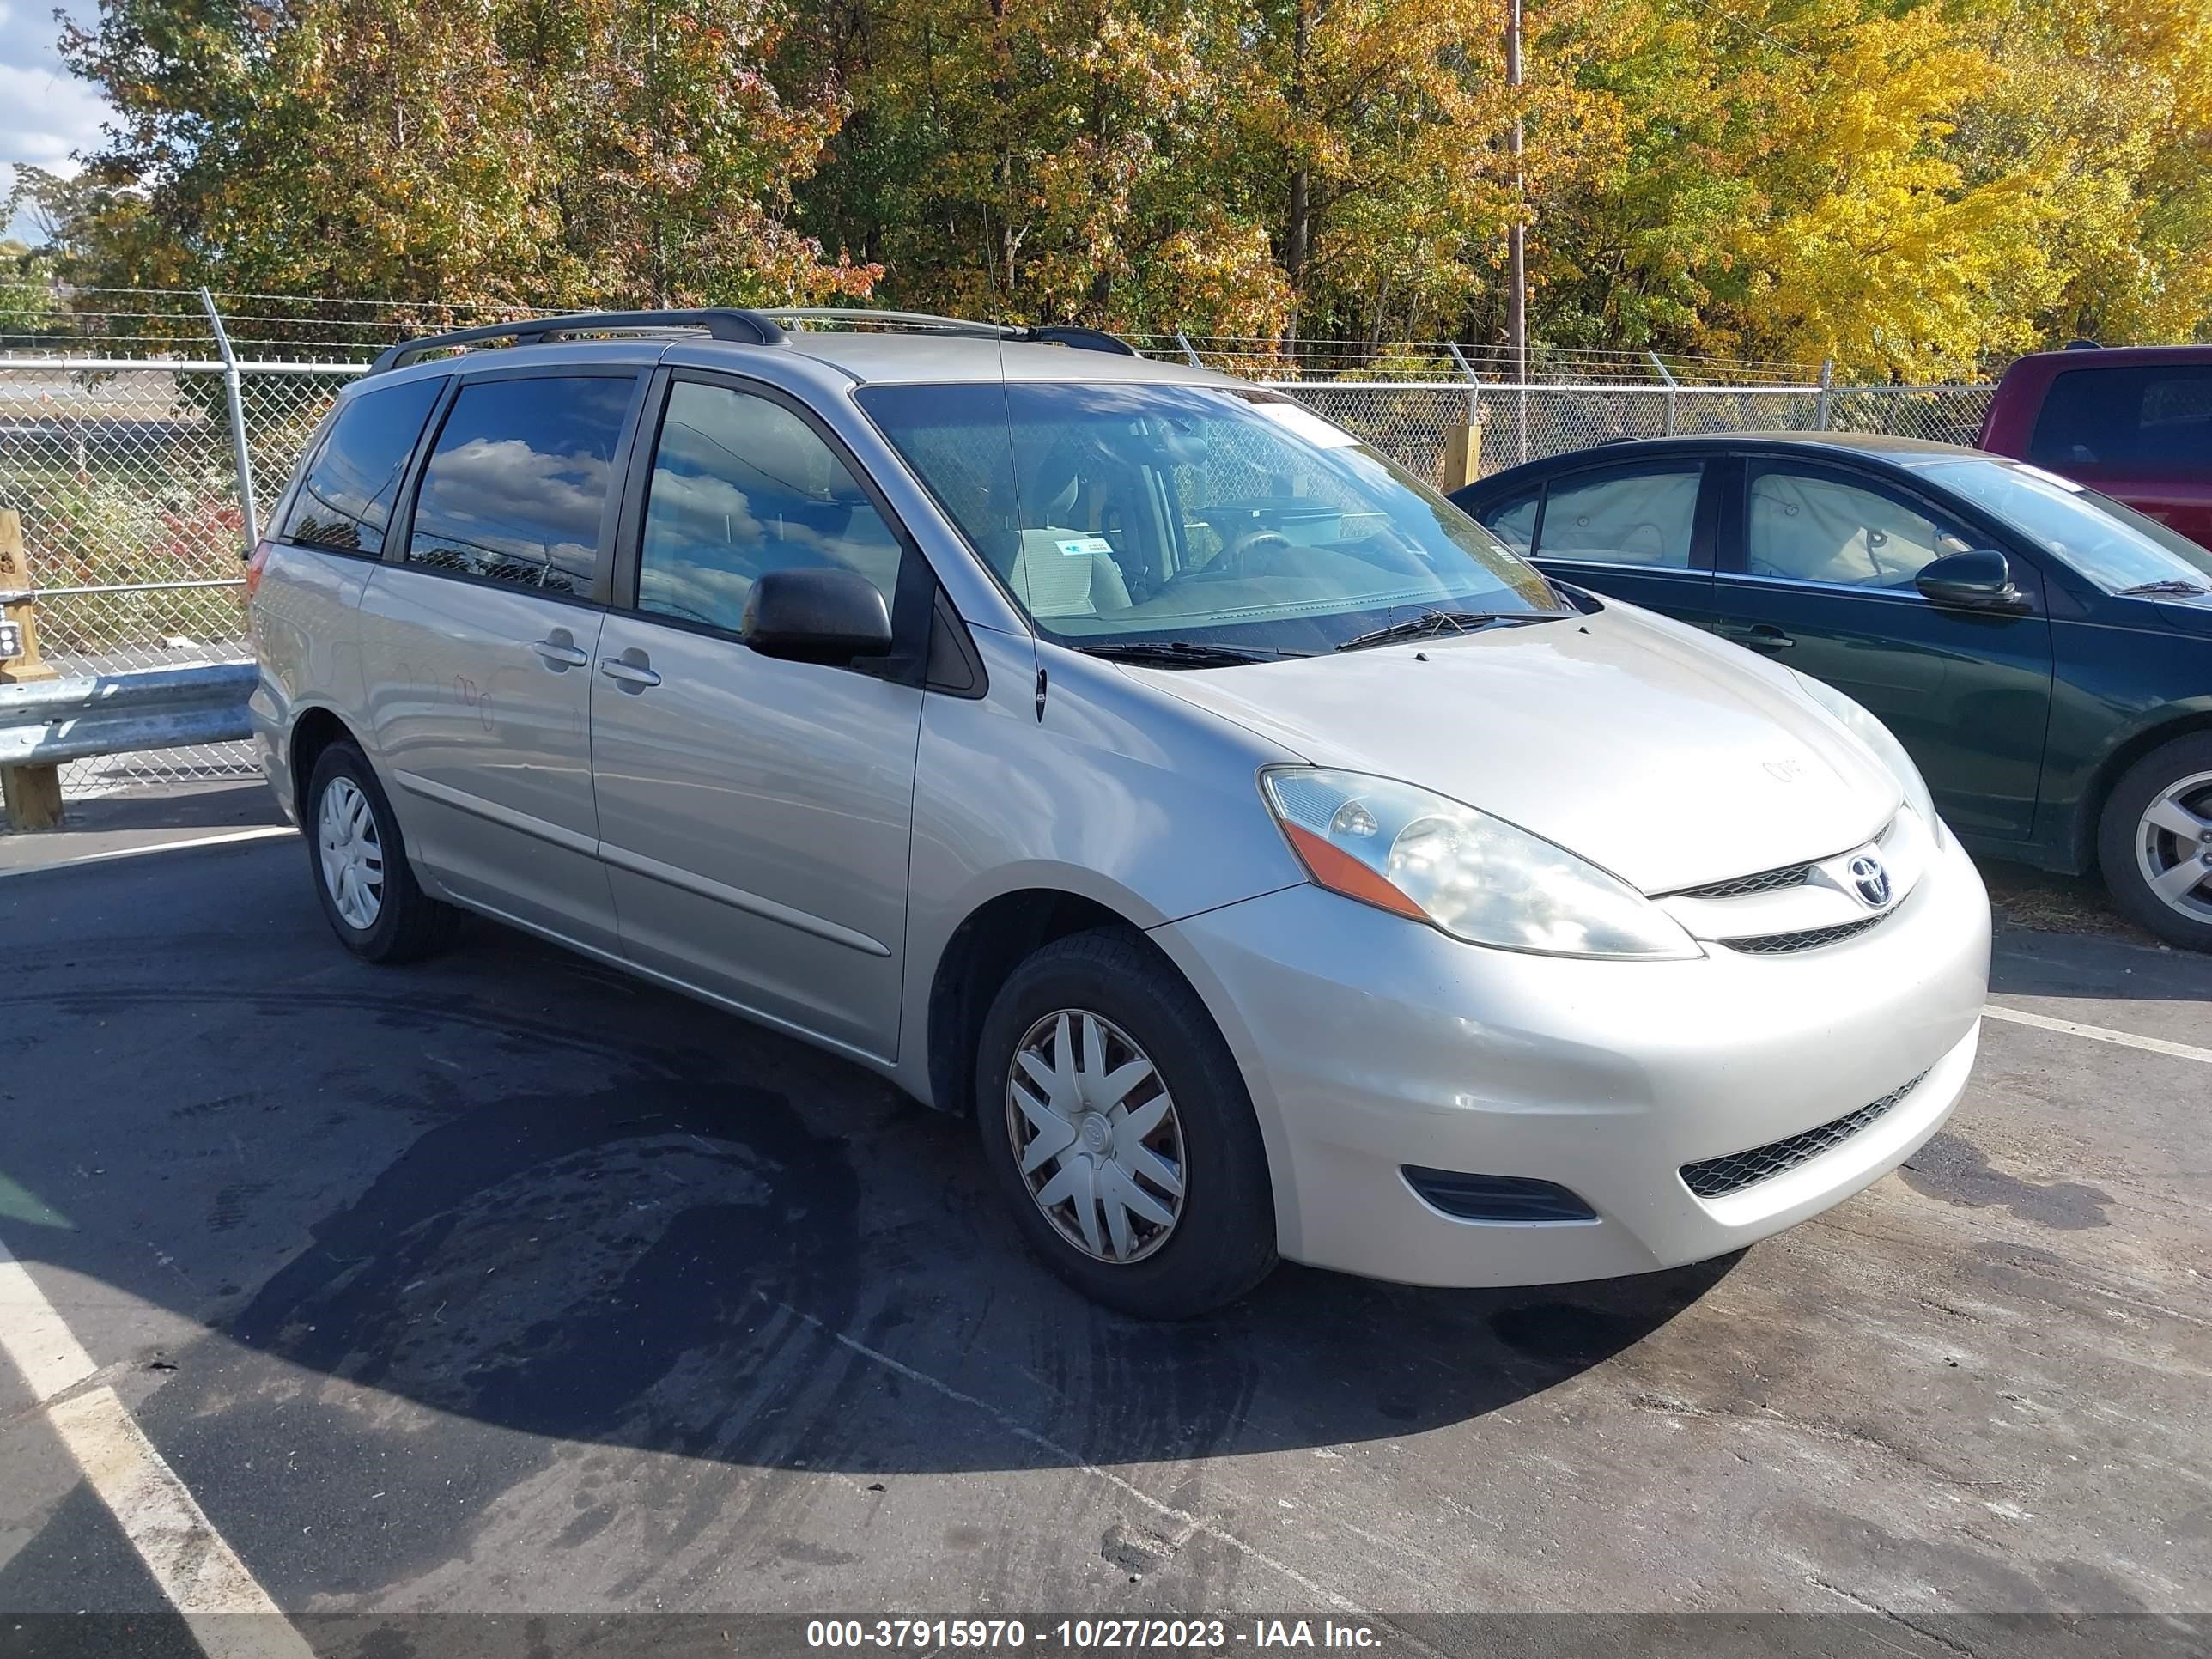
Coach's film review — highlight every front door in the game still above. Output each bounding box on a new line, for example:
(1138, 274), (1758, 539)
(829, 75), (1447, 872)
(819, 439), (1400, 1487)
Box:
(589, 372), (927, 1061)
(1711, 458), (2056, 845)
(356, 368), (641, 952)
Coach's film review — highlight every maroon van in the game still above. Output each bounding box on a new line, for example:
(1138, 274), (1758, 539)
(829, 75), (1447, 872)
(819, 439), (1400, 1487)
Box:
(1979, 345), (2212, 548)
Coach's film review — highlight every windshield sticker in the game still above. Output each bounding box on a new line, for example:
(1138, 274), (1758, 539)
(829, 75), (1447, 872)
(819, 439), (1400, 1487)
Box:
(1056, 536), (1115, 557)
(1249, 402), (1362, 448)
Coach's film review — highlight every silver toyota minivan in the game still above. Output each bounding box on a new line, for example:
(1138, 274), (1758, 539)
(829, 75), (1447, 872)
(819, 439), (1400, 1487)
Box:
(249, 308), (1992, 1317)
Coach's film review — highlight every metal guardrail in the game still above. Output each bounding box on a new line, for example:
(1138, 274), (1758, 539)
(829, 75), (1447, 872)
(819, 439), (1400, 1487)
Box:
(0, 662), (256, 771)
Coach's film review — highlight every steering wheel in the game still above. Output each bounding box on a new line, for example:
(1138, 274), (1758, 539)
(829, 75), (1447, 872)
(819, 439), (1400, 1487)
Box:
(1220, 526), (1297, 579)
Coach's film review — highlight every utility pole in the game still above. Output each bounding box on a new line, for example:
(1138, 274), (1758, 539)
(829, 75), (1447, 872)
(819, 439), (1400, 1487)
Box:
(1505, 0), (1528, 460)
(1505, 0), (1525, 379)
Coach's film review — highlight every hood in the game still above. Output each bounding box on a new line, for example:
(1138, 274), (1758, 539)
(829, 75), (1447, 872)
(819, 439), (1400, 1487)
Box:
(1135, 605), (1900, 894)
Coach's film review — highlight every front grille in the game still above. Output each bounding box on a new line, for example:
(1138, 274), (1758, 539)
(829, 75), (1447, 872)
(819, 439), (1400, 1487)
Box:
(1680, 1070), (1930, 1199)
(1721, 915), (1887, 954)
(1675, 862), (1813, 900)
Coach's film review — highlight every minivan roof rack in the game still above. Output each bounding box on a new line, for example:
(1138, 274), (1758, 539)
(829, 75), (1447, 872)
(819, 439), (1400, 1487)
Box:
(760, 307), (1139, 357)
(368, 308), (787, 374)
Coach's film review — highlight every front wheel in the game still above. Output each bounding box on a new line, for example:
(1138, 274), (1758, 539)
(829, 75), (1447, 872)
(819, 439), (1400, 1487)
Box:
(975, 929), (1277, 1318)
(2098, 732), (2212, 951)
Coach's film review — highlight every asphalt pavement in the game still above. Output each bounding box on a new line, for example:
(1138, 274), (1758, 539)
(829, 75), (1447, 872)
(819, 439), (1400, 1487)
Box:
(0, 800), (2205, 1657)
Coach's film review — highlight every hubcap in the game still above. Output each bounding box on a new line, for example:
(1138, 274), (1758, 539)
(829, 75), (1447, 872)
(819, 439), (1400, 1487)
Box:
(317, 775), (386, 931)
(2136, 769), (2212, 926)
(1005, 1010), (1185, 1264)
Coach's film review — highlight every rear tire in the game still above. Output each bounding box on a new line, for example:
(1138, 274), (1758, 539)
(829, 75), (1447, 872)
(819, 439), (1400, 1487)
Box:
(305, 740), (456, 963)
(975, 927), (1277, 1318)
(2097, 732), (2212, 952)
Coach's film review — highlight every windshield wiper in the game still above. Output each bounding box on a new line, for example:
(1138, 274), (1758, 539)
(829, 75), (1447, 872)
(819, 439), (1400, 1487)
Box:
(2117, 580), (2212, 597)
(1075, 640), (1286, 668)
(1334, 609), (1563, 652)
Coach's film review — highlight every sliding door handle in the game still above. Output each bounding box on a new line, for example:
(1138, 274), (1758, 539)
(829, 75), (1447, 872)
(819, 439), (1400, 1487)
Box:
(599, 653), (661, 690)
(529, 633), (590, 669)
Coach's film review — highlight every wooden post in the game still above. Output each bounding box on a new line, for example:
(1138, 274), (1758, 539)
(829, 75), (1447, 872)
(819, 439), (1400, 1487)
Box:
(0, 509), (64, 831)
(1439, 413), (1484, 494)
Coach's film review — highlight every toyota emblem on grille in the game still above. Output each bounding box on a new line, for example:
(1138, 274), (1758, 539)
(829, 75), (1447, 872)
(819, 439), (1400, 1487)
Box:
(1848, 854), (1892, 908)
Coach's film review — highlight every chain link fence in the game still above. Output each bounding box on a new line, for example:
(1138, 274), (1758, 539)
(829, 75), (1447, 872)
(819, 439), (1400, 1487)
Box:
(0, 290), (2002, 805)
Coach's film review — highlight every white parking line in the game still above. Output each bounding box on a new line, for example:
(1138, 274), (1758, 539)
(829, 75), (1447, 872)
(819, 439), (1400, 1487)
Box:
(0, 1239), (313, 1659)
(1984, 1002), (2212, 1066)
(0, 824), (295, 879)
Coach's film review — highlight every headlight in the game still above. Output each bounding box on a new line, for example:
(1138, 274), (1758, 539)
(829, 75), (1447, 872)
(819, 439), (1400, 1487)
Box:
(1260, 768), (1700, 959)
(1789, 672), (1944, 846)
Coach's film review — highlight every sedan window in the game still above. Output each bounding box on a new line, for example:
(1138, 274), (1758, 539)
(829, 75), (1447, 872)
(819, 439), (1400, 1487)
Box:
(1535, 468), (1700, 568)
(1747, 469), (1956, 589)
(1480, 490), (1539, 552)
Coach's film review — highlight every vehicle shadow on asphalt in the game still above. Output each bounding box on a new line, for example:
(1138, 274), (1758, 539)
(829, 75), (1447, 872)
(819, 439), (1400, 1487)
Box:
(6, 884), (1740, 1484)
(200, 948), (1740, 1474)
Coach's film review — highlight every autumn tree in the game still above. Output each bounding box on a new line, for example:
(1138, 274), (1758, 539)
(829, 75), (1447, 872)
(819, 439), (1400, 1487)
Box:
(21, 0), (2212, 368)
(45, 0), (874, 307)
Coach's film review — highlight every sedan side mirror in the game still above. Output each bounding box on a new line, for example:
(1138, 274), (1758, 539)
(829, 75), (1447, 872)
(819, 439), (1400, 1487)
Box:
(1915, 549), (2025, 612)
(741, 568), (895, 664)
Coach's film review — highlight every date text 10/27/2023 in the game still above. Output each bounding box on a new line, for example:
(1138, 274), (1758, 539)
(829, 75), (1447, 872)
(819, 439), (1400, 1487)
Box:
(804, 1620), (1384, 1650)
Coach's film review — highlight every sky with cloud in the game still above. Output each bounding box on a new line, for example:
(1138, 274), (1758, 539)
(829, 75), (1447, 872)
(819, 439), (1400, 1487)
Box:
(3, 0), (108, 241)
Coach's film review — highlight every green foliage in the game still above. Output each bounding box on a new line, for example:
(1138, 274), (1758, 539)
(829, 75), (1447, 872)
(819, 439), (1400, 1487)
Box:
(16, 0), (2212, 369)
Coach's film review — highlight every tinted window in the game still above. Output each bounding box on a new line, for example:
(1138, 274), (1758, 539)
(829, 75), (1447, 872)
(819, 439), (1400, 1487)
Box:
(636, 381), (903, 633)
(860, 381), (1560, 653)
(1481, 490), (1539, 551)
(1747, 469), (1965, 589)
(404, 376), (634, 596)
(281, 378), (442, 554)
(2028, 366), (2212, 481)
(1534, 467), (1700, 567)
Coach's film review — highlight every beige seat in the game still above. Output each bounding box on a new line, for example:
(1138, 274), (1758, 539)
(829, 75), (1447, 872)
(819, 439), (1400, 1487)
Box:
(1749, 473), (1941, 586)
(1003, 527), (1133, 617)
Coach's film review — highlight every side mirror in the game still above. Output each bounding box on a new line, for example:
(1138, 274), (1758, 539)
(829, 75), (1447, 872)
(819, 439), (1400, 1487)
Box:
(741, 568), (894, 664)
(1915, 549), (2025, 611)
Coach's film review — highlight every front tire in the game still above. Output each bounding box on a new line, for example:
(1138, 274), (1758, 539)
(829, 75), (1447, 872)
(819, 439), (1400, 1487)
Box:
(305, 740), (455, 963)
(975, 928), (1277, 1318)
(2098, 732), (2212, 951)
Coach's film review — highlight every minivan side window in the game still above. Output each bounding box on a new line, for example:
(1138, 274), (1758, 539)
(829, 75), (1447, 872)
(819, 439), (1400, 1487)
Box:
(635, 380), (904, 634)
(404, 375), (635, 597)
(2028, 366), (2212, 481)
(1535, 466), (1701, 567)
(279, 378), (443, 555)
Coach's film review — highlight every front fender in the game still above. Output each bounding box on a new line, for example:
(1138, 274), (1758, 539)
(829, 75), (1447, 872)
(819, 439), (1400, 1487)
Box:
(893, 627), (1308, 1103)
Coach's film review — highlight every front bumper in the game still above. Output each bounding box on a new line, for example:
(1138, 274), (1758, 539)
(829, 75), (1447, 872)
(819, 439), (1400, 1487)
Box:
(1151, 829), (1991, 1288)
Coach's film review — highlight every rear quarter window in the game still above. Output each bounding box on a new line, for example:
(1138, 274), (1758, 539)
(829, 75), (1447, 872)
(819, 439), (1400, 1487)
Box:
(280, 378), (445, 554)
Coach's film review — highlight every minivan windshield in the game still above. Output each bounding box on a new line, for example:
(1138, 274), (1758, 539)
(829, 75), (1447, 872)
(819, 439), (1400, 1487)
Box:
(1923, 459), (2212, 593)
(858, 381), (1565, 654)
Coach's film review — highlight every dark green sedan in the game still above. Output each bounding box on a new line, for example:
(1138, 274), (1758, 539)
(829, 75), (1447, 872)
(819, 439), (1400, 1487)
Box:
(1450, 434), (2212, 950)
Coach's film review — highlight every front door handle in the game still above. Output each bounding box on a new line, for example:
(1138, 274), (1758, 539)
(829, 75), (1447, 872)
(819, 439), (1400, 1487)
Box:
(529, 632), (590, 669)
(599, 650), (661, 691)
(1719, 623), (1795, 653)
